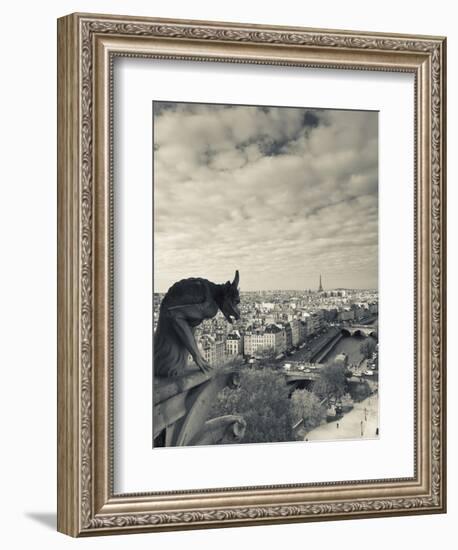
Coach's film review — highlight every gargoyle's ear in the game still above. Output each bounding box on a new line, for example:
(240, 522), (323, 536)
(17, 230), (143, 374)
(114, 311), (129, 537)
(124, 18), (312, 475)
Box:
(232, 270), (240, 289)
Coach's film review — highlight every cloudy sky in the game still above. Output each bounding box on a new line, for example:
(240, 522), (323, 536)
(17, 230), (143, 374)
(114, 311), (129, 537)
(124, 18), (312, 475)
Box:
(153, 102), (378, 292)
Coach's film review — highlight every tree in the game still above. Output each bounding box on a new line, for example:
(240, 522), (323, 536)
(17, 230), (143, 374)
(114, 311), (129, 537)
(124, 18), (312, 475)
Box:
(360, 338), (376, 359)
(312, 363), (347, 402)
(349, 380), (372, 402)
(211, 367), (294, 443)
(254, 346), (277, 369)
(256, 346), (276, 360)
(222, 355), (244, 369)
(290, 389), (327, 432)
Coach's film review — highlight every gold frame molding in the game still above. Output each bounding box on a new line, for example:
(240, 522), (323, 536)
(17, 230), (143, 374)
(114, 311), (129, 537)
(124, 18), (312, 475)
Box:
(57, 12), (446, 536)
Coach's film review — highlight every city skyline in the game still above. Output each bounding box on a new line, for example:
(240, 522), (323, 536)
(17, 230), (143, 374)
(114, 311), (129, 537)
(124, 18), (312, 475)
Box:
(154, 281), (379, 294)
(153, 101), (378, 292)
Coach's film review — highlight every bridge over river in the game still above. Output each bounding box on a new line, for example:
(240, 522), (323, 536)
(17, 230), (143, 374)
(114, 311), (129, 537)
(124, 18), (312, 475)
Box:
(285, 369), (363, 388)
(340, 324), (377, 337)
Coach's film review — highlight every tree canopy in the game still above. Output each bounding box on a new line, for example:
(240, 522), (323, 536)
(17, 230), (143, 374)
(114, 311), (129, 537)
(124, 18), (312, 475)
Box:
(348, 380), (372, 402)
(290, 389), (327, 432)
(312, 363), (347, 402)
(211, 367), (294, 443)
(360, 338), (376, 359)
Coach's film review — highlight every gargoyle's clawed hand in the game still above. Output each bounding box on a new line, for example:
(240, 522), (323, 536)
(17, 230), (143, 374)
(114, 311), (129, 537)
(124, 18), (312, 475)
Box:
(195, 355), (212, 374)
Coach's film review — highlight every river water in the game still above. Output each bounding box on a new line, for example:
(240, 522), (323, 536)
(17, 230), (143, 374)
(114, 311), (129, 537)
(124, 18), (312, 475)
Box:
(281, 329), (377, 367)
(323, 334), (377, 366)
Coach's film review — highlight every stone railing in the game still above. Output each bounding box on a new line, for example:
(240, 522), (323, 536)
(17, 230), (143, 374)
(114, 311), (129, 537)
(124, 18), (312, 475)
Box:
(153, 366), (246, 447)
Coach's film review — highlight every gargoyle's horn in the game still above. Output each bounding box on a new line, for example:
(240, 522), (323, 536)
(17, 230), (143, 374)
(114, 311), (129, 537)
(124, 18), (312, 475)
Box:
(232, 270), (240, 288)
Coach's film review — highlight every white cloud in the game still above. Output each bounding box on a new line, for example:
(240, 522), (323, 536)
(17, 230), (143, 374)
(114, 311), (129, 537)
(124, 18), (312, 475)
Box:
(153, 102), (378, 291)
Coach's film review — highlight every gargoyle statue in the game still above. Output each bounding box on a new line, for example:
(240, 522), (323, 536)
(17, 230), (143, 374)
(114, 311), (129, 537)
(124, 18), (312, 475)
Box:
(154, 270), (241, 377)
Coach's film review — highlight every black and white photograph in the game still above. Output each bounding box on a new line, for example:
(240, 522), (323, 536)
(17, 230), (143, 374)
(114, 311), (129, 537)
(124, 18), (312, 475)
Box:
(152, 101), (379, 448)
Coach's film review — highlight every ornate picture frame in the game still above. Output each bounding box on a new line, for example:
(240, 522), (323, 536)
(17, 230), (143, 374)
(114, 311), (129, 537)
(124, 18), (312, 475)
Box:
(57, 12), (446, 536)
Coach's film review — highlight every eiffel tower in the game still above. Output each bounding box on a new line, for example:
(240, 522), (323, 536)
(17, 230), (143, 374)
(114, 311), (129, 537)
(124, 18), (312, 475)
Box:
(318, 274), (323, 292)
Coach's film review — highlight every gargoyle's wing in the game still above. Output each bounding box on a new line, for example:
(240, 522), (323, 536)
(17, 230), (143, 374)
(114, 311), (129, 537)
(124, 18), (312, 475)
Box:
(162, 278), (209, 309)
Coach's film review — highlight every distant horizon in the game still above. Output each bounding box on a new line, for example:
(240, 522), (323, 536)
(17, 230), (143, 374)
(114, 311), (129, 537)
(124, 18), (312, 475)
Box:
(153, 285), (378, 294)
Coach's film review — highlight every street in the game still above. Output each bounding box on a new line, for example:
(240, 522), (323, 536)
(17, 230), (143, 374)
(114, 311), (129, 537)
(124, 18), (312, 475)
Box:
(305, 393), (379, 441)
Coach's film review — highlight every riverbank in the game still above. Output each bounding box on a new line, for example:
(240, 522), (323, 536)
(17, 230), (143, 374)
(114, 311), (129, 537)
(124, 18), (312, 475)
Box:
(304, 393), (379, 442)
(273, 318), (378, 368)
(274, 327), (339, 365)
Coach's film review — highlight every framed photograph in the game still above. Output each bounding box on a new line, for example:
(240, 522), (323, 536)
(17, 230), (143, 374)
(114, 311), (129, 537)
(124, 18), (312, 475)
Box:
(57, 13), (446, 536)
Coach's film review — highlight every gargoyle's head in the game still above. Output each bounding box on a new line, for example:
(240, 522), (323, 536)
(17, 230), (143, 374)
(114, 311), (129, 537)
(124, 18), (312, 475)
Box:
(219, 270), (241, 324)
